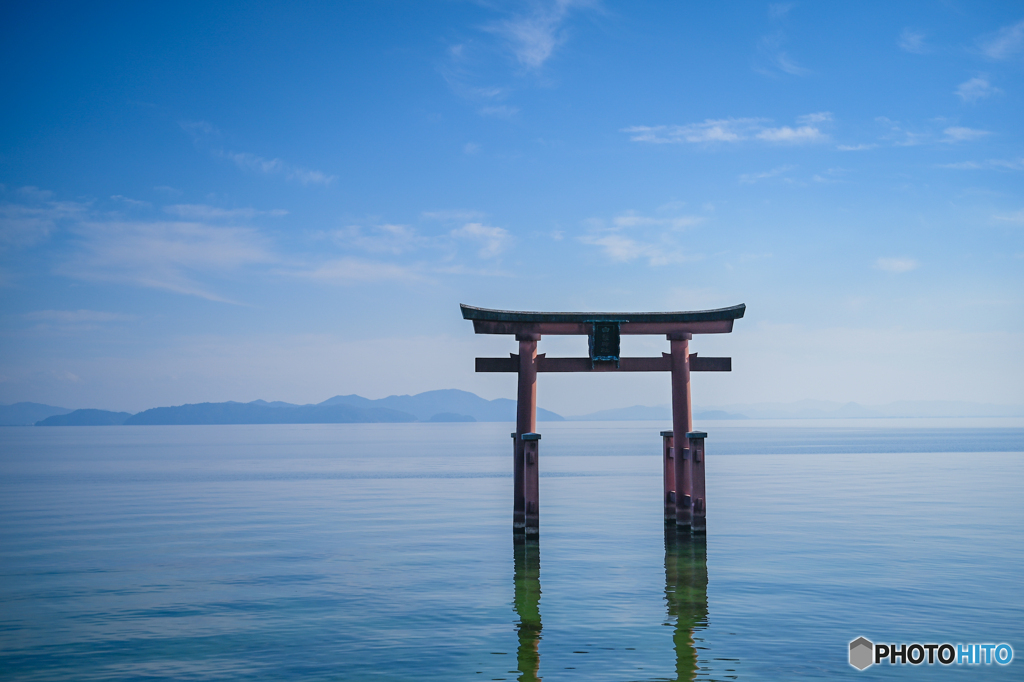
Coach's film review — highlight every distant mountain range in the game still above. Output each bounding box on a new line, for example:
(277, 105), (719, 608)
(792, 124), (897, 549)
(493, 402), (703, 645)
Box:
(0, 402), (74, 426)
(17, 389), (565, 426)
(3, 394), (1021, 427)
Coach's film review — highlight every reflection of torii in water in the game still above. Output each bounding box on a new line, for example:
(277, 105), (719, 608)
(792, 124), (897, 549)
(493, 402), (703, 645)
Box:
(512, 541), (541, 682)
(510, 534), (711, 682)
(665, 531), (709, 681)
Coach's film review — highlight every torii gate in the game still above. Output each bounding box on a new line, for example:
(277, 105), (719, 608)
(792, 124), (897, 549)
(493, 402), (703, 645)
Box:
(461, 303), (745, 539)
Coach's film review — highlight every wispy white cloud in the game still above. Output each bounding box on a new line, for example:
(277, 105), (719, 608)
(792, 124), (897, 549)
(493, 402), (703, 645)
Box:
(579, 209), (702, 266)
(874, 257), (919, 273)
(812, 167), (849, 183)
(451, 222), (510, 258)
(873, 117), (990, 147)
(624, 113), (830, 145)
(17, 186), (55, 201)
(179, 120), (218, 138)
(612, 212), (702, 229)
(432, 264), (515, 277)
(292, 257), (424, 284)
(993, 209), (1024, 224)
(768, 3), (795, 19)
(334, 223), (428, 255)
(898, 28), (928, 54)
(0, 195), (88, 249)
(980, 20), (1024, 60)
(21, 309), (137, 334)
(478, 105), (520, 118)
(739, 165), (795, 184)
(580, 233), (660, 263)
(58, 220), (274, 303)
(623, 118), (759, 144)
(756, 125), (826, 143)
(942, 126), (991, 143)
(755, 32), (810, 76)
(180, 120), (336, 186)
(487, 0), (594, 69)
(837, 143), (878, 151)
(23, 309), (135, 323)
(955, 76), (1000, 103)
(217, 151), (336, 186)
(164, 204), (288, 220)
(797, 112), (833, 124)
(111, 195), (151, 208)
(579, 233), (695, 266)
(936, 157), (1024, 171)
(421, 209), (487, 222)
(440, 1), (596, 118)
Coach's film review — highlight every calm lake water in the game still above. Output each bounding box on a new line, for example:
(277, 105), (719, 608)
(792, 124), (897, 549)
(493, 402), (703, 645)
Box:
(1, 420), (1022, 680)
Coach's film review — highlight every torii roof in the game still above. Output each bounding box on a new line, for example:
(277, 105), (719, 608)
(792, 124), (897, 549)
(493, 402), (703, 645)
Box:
(460, 303), (746, 324)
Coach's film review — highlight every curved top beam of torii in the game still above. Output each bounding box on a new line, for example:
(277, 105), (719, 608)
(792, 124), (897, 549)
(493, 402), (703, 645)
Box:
(460, 303), (746, 336)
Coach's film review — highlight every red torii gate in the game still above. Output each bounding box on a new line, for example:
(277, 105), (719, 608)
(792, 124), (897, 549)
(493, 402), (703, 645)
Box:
(462, 303), (745, 539)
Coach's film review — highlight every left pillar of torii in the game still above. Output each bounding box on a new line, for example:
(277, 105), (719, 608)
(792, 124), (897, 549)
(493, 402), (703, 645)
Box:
(513, 333), (541, 540)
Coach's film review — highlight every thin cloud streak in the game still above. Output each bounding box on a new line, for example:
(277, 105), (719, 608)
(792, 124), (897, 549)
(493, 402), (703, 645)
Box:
(579, 209), (702, 266)
(57, 220), (274, 304)
(874, 257), (919, 273)
(898, 28), (928, 54)
(164, 205), (289, 220)
(937, 158), (1024, 171)
(451, 222), (510, 258)
(0, 199), (88, 249)
(942, 127), (991, 143)
(955, 77), (1000, 103)
(755, 32), (810, 76)
(179, 120), (336, 186)
(980, 20), (1024, 60)
(23, 309), (135, 323)
(217, 151), (336, 186)
(739, 165), (795, 184)
(993, 209), (1024, 224)
(292, 257), (425, 284)
(624, 114), (831, 145)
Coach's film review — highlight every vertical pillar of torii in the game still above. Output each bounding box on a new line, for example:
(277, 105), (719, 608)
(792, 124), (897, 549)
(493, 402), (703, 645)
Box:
(514, 334), (540, 540)
(462, 303), (744, 538)
(670, 333), (694, 531)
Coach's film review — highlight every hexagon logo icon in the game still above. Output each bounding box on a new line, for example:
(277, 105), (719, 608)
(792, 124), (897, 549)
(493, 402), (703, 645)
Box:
(849, 637), (874, 670)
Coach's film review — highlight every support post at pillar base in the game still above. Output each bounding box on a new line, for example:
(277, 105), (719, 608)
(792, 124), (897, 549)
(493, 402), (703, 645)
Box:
(511, 432), (525, 534)
(661, 430), (676, 524)
(687, 431), (708, 534)
(515, 433), (541, 538)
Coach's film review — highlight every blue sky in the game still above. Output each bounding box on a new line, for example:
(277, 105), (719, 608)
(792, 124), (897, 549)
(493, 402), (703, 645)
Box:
(1, 1), (1022, 414)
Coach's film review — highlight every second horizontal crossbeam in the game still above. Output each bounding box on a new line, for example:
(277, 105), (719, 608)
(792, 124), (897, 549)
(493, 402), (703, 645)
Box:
(475, 354), (731, 373)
